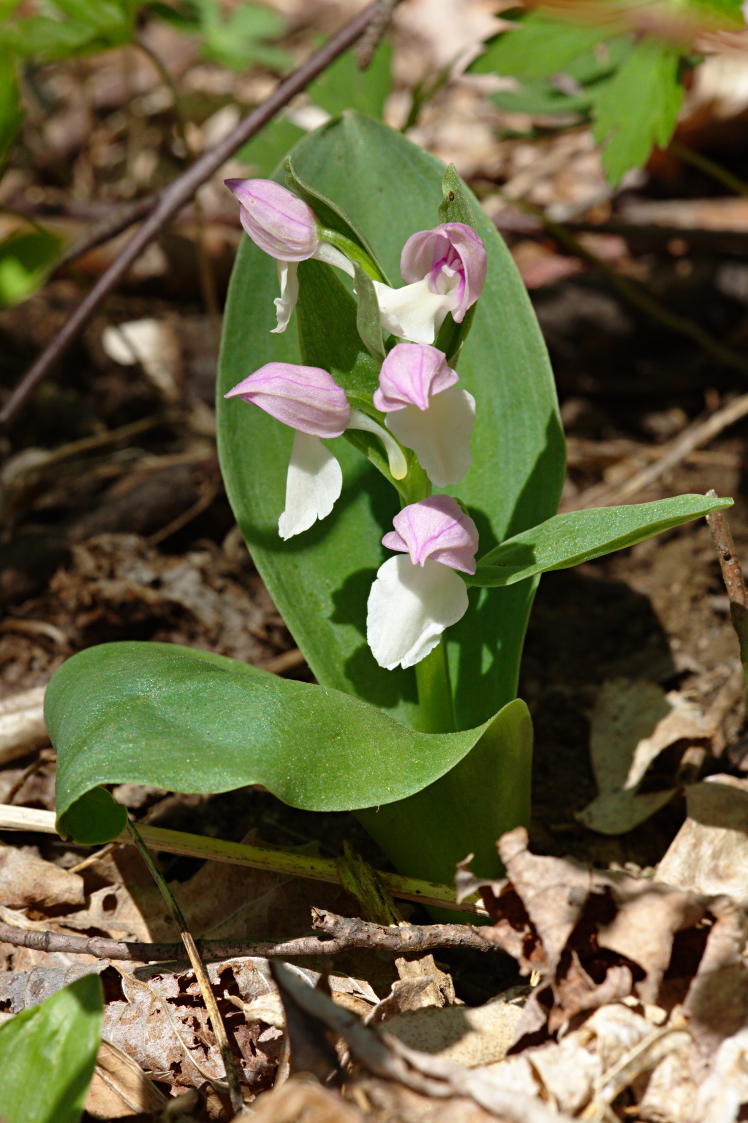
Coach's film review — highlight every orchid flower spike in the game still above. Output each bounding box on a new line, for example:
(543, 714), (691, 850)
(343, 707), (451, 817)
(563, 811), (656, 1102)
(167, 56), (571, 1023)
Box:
(372, 223), (486, 345)
(226, 363), (407, 540)
(367, 496), (478, 670)
(225, 178), (354, 334)
(374, 343), (475, 487)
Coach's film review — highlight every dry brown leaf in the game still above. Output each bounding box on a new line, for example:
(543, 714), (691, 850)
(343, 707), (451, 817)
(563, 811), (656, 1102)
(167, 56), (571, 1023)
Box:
(577, 680), (709, 835)
(248, 1077), (364, 1123)
(0, 844), (85, 910)
(657, 775), (748, 903)
(85, 1039), (167, 1118)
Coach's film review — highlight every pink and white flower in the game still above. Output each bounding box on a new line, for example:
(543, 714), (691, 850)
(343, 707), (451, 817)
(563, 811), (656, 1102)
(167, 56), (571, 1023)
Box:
(367, 496), (479, 670)
(372, 223), (486, 345)
(226, 363), (406, 540)
(225, 178), (354, 333)
(374, 343), (475, 487)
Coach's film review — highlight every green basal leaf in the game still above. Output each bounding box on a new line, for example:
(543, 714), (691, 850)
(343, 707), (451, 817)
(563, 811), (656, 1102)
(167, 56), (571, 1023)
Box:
(592, 36), (684, 184)
(47, 641), (528, 843)
(0, 974), (103, 1123)
(470, 494), (732, 587)
(218, 114), (565, 730)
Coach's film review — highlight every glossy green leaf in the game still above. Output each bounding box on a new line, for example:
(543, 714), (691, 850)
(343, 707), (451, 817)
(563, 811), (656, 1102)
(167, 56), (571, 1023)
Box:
(47, 641), (531, 842)
(217, 113), (565, 729)
(0, 974), (102, 1123)
(471, 494), (732, 587)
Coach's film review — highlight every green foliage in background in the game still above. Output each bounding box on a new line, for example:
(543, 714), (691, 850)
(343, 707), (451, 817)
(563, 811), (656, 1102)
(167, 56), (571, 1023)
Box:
(471, 0), (744, 184)
(149, 0), (292, 71)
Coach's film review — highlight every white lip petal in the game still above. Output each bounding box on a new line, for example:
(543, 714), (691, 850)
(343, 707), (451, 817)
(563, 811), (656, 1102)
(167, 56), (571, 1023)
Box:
(271, 261), (299, 334)
(366, 555), (469, 670)
(386, 386), (475, 488)
(278, 432), (342, 540)
(372, 278), (455, 345)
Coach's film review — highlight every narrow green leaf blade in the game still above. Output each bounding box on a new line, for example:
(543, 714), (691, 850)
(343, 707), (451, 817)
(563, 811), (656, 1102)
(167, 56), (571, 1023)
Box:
(47, 642), (526, 841)
(0, 974), (103, 1123)
(471, 494), (732, 587)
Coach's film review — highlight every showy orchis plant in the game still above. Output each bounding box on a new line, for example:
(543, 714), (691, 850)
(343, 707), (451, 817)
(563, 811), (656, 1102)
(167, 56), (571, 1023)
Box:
(44, 118), (731, 892)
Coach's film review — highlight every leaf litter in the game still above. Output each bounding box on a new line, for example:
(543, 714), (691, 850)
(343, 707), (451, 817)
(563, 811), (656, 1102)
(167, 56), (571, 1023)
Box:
(4, 1), (748, 1119)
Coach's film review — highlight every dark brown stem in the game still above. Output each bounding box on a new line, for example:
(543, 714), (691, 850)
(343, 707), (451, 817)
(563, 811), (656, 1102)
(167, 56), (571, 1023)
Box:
(0, 910), (495, 964)
(705, 488), (748, 664)
(0, 1), (380, 431)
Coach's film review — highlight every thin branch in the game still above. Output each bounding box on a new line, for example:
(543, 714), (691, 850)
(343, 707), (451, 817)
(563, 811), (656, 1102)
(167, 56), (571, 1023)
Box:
(0, 1), (381, 431)
(0, 804), (483, 914)
(705, 487), (748, 667)
(127, 822), (243, 1113)
(0, 910), (496, 964)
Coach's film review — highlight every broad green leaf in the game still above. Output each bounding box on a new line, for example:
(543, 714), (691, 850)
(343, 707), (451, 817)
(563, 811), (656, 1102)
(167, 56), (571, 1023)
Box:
(217, 114), (565, 729)
(0, 229), (63, 308)
(0, 974), (103, 1123)
(471, 494), (732, 587)
(592, 37), (683, 184)
(47, 641), (529, 842)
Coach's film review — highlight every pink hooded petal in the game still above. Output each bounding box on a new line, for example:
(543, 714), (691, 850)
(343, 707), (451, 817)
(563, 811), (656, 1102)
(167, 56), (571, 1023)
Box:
(382, 495), (479, 574)
(399, 223), (486, 323)
(373, 343), (458, 413)
(225, 178), (319, 262)
(225, 363), (350, 437)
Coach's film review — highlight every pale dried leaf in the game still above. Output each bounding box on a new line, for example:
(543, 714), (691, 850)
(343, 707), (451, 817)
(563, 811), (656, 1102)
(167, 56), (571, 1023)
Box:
(0, 844), (85, 910)
(576, 788), (677, 835)
(381, 997), (526, 1067)
(694, 1026), (748, 1123)
(657, 775), (748, 903)
(101, 318), (180, 402)
(0, 686), (47, 764)
(248, 1077), (364, 1123)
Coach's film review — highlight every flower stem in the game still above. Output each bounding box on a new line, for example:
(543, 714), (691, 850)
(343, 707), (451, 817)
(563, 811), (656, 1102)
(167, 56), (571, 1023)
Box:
(415, 639), (456, 733)
(319, 227), (385, 282)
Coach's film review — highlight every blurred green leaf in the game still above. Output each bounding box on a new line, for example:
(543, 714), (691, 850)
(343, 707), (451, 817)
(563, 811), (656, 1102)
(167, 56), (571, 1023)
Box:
(152, 0), (291, 71)
(592, 36), (683, 183)
(0, 0), (139, 57)
(0, 49), (22, 164)
(0, 974), (103, 1123)
(0, 228), (63, 308)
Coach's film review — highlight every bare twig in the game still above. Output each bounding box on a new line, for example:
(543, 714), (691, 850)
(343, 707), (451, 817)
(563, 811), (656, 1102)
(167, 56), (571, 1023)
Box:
(578, 393), (748, 507)
(0, 1), (380, 431)
(705, 488), (748, 667)
(0, 909), (497, 964)
(0, 805), (485, 913)
(515, 199), (748, 378)
(127, 821), (243, 1113)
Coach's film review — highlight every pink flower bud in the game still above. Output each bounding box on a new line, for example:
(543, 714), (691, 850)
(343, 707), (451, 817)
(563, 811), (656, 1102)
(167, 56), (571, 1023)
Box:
(225, 178), (319, 262)
(400, 223), (486, 324)
(373, 343), (458, 413)
(382, 496), (479, 574)
(225, 363), (350, 438)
